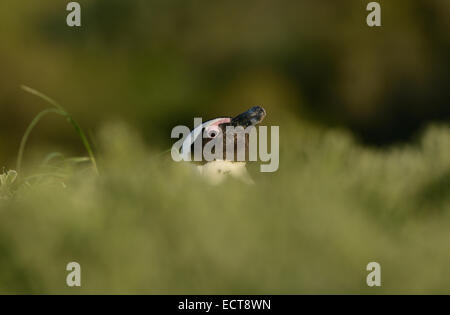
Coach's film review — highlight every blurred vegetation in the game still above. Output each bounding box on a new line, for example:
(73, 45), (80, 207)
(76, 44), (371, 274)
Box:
(0, 122), (449, 293)
(0, 1), (449, 293)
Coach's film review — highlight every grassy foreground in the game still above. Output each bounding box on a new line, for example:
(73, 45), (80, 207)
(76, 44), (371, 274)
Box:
(0, 120), (449, 294)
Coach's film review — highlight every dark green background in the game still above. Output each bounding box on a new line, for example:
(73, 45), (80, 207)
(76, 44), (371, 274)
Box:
(1, 0), (449, 166)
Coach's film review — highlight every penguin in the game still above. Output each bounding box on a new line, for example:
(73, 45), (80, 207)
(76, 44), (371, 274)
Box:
(181, 106), (266, 184)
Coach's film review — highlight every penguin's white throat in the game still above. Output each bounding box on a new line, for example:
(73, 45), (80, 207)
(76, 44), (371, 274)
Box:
(196, 160), (253, 185)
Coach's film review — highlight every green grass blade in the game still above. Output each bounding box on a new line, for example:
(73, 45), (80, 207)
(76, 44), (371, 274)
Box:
(42, 152), (65, 165)
(16, 108), (65, 174)
(19, 85), (99, 175)
(66, 116), (99, 174)
(21, 85), (64, 111)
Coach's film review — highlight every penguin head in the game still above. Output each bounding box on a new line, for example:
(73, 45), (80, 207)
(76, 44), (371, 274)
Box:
(181, 106), (266, 162)
(230, 106), (266, 128)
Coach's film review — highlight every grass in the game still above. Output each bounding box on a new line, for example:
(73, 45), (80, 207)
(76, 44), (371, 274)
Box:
(17, 86), (98, 175)
(0, 89), (449, 294)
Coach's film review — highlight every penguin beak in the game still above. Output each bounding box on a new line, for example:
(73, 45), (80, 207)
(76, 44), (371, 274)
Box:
(231, 106), (266, 128)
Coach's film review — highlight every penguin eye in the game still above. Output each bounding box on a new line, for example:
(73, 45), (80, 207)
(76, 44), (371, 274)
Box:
(206, 126), (220, 138)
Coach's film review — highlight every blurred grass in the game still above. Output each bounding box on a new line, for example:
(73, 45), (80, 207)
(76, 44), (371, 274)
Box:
(0, 120), (448, 294)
